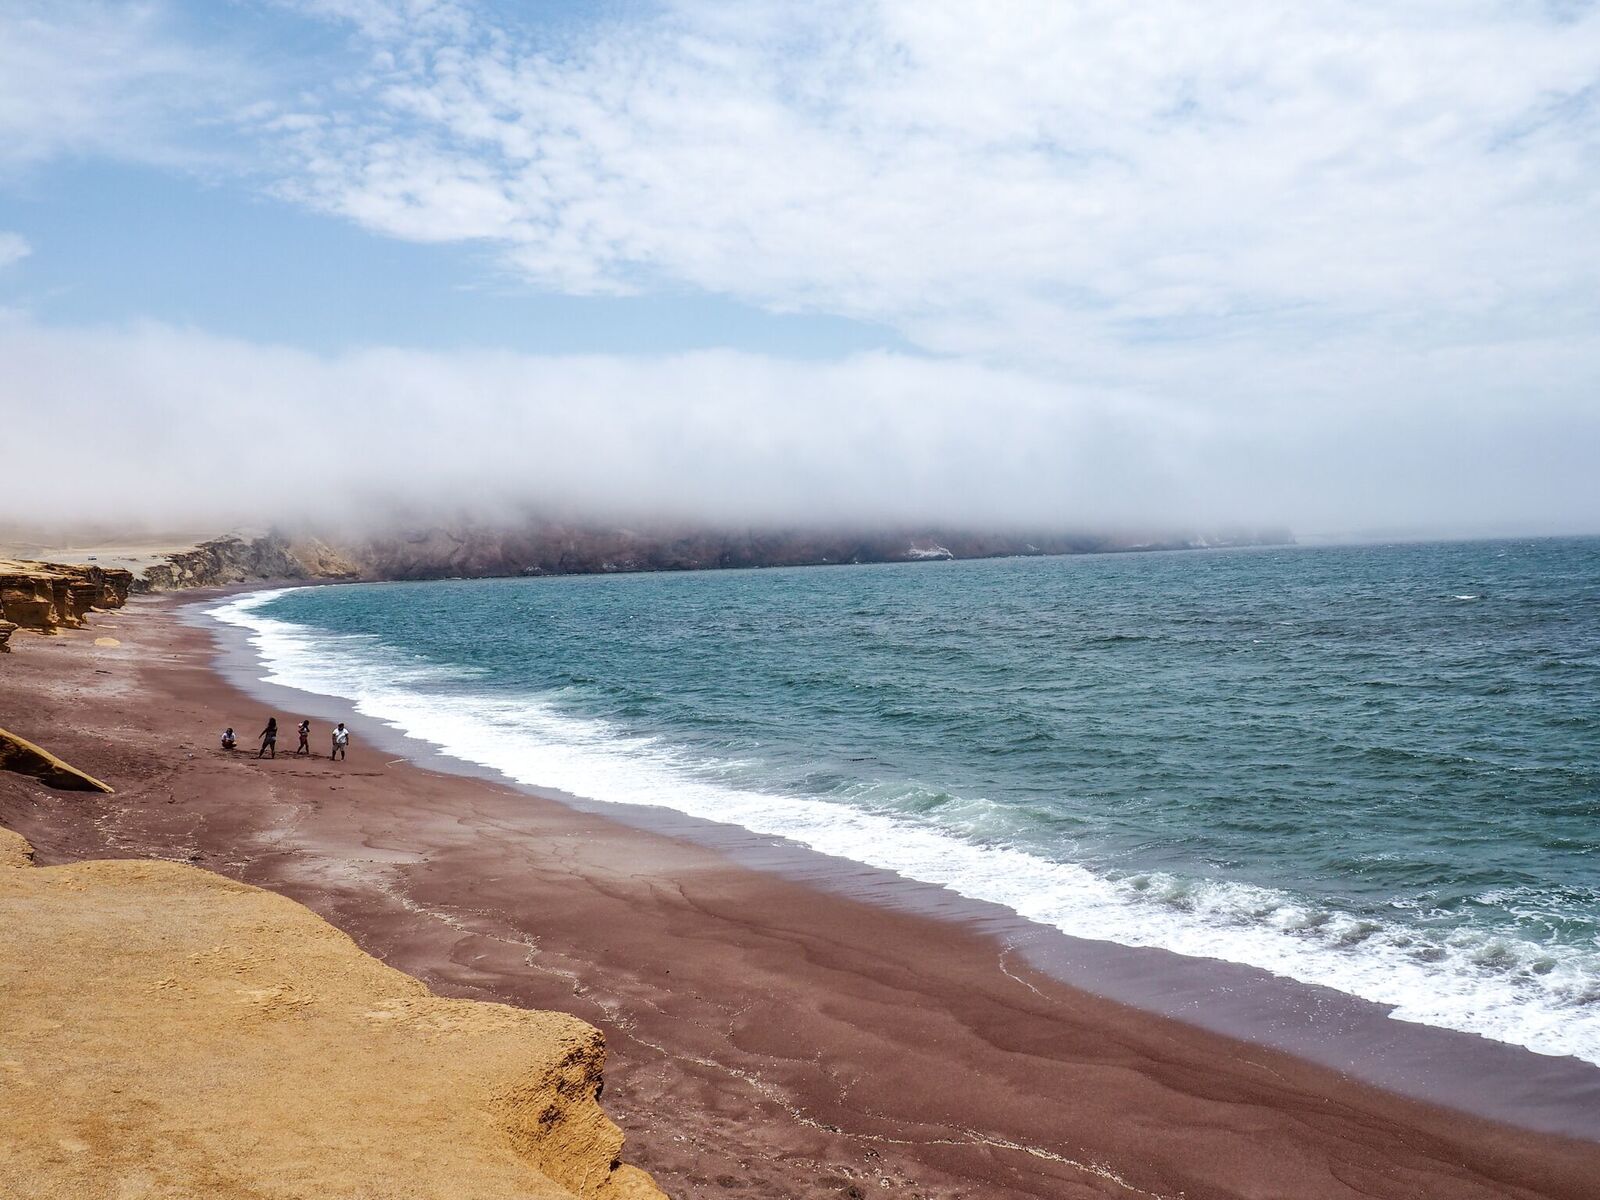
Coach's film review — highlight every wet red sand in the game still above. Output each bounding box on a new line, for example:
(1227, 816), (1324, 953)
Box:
(3, 598), (1598, 1199)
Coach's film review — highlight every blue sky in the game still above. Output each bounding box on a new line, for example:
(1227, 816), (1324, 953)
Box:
(2, 0), (1598, 535)
(0, 0), (908, 360)
(0, 159), (906, 356)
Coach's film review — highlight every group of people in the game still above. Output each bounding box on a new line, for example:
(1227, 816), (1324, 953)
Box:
(221, 718), (350, 761)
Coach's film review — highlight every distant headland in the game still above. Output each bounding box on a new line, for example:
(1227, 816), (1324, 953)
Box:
(1, 521), (1295, 605)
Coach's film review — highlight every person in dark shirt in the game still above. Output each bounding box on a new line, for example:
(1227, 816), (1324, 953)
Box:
(257, 717), (278, 759)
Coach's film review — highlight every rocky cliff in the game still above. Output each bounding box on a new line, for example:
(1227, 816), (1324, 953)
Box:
(0, 821), (664, 1199)
(332, 521), (1294, 579)
(136, 535), (359, 591)
(1, 521), (1293, 626)
(131, 522), (1294, 592)
(0, 559), (133, 650)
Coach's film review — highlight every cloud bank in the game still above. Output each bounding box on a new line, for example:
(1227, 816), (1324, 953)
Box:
(6, 316), (1596, 537)
(269, 0), (1600, 371)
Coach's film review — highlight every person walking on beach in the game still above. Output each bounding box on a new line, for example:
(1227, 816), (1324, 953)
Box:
(257, 717), (278, 759)
(330, 722), (349, 762)
(295, 719), (311, 757)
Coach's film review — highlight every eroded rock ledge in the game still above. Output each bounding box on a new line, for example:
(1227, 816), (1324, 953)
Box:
(0, 726), (114, 792)
(0, 559), (132, 649)
(0, 823), (664, 1200)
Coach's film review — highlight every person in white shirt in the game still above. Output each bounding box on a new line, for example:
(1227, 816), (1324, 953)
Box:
(330, 722), (350, 762)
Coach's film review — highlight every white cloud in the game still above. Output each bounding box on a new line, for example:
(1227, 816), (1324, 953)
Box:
(0, 233), (29, 268)
(2, 316), (1595, 537)
(0, 1), (247, 173)
(270, 0), (1600, 374)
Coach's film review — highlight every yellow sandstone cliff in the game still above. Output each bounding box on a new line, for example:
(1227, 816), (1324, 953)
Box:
(0, 824), (664, 1200)
(0, 558), (133, 650)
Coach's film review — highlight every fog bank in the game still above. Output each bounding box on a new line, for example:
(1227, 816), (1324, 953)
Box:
(5, 317), (1598, 540)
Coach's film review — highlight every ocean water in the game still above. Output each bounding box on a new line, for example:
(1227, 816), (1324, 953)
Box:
(209, 539), (1600, 1064)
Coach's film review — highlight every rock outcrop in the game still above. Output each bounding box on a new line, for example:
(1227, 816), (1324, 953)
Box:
(136, 535), (358, 592)
(0, 727), (114, 792)
(0, 823), (664, 1200)
(0, 560), (132, 645)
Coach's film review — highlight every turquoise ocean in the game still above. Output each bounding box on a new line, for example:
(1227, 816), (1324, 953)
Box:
(211, 538), (1600, 1064)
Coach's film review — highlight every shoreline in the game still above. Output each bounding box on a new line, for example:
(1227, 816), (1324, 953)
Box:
(3, 594), (1599, 1197)
(198, 581), (1600, 1141)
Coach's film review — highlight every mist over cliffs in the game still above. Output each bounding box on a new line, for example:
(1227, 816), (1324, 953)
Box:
(120, 520), (1293, 591)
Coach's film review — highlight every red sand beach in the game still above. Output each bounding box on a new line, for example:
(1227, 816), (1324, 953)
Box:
(3, 595), (1599, 1199)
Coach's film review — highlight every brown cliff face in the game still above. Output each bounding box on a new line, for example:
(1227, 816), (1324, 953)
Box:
(6, 522), (1296, 621)
(352, 522), (1292, 578)
(0, 570), (58, 635)
(0, 561), (132, 647)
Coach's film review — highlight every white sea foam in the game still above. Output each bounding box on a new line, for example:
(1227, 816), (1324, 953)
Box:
(210, 590), (1600, 1066)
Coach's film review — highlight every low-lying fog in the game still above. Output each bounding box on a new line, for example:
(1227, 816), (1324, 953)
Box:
(6, 317), (1596, 543)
